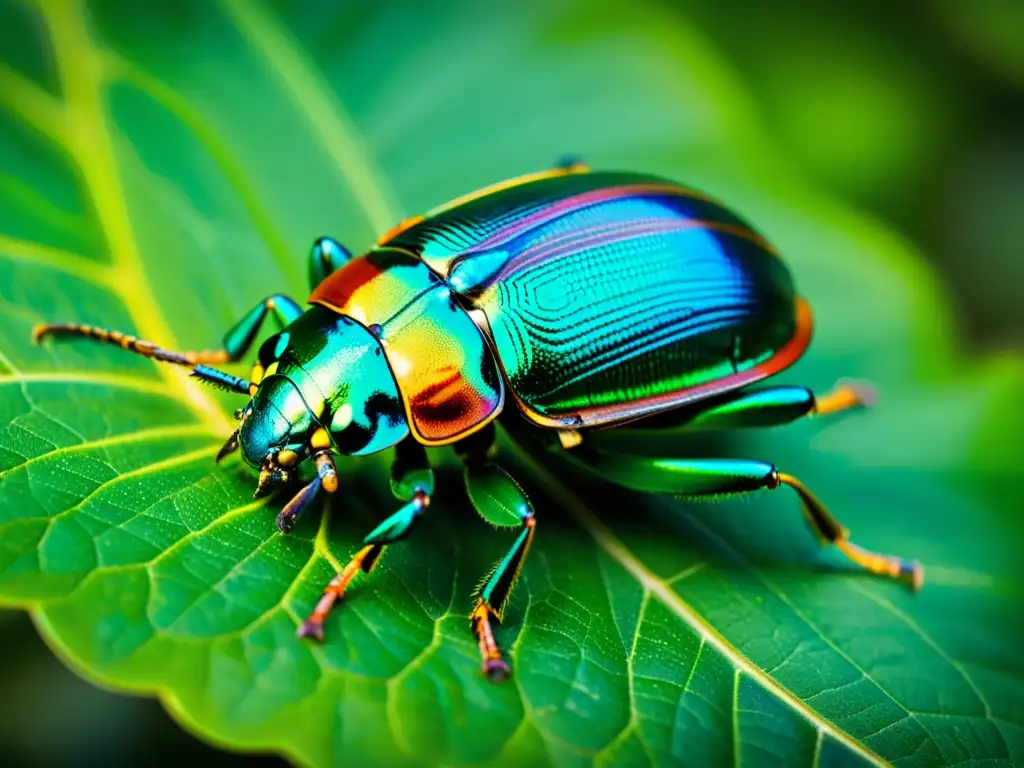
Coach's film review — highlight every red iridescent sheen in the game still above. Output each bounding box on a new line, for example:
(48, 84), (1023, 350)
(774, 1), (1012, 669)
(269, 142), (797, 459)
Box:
(310, 249), (503, 445)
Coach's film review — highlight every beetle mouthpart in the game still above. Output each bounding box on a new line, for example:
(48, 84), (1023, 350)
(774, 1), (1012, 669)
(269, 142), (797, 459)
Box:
(255, 462), (277, 498)
(215, 431), (240, 463)
(483, 658), (511, 684)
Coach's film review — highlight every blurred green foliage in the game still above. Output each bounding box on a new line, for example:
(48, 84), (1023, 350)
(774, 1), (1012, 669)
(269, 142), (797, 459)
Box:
(673, 0), (1024, 349)
(0, 0), (1021, 766)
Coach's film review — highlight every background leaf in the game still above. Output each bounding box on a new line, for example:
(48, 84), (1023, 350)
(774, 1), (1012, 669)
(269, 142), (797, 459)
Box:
(1, 1), (1021, 766)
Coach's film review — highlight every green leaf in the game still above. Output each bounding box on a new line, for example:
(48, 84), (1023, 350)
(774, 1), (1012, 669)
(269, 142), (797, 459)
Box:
(930, 0), (1024, 88)
(0, 1), (1021, 766)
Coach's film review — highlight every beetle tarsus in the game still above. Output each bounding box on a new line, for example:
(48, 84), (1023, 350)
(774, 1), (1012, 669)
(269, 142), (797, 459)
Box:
(813, 379), (879, 416)
(835, 540), (924, 591)
(484, 658), (511, 684)
(297, 544), (380, 642)
(471, 600), (510, 683)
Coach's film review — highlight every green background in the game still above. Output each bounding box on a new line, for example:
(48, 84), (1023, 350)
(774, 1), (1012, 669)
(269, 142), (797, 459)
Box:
(0, 0), (1021, 766)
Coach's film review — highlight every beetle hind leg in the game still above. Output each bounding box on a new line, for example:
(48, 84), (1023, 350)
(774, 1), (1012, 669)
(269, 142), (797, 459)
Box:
(456, 424), (535, 682)
(627, 381), (876, 432)
(775, 471), (923, 589)
(566, 450), (923, 589)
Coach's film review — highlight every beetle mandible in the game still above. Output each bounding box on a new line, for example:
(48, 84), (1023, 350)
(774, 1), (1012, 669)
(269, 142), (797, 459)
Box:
(33, 160), (923, 681)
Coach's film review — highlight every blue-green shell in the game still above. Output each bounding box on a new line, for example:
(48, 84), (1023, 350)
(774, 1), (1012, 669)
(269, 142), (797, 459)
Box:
(378, 169), (810, 429)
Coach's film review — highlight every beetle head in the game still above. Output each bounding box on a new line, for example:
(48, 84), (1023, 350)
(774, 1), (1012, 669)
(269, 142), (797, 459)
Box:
(235, 373), (319, 497)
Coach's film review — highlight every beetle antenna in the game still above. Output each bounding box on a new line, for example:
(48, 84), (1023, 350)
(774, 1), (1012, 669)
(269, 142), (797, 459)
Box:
(190, 365), (253, 395)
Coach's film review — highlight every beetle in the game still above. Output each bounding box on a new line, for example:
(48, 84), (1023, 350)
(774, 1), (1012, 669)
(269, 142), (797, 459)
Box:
(33, 160), (922, 682)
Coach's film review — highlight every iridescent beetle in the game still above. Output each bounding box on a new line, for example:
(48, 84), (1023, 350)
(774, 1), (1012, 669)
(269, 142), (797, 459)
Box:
(33, 161), (923, 681)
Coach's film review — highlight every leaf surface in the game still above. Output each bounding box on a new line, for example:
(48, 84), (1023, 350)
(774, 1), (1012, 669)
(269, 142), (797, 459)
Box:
(0, 1), (1021, 766)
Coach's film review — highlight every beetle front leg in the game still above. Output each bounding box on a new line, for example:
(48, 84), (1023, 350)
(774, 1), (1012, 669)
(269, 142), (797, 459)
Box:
(274, 428), (339, 532)
(569, 450), (923, 589)
(222, 294), (303, 364)
(297, 437), (433, 641)
(456, 425), (535, 682)
(553, 155), (590, 173)
(33, 293), (303, 378)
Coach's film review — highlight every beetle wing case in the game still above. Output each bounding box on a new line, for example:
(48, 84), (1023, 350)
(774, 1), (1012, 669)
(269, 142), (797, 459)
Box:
(380, 171), (810, 430)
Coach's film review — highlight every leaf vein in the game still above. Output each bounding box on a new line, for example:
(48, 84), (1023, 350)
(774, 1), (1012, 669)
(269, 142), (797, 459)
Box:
(504, 435), (888, 768)
(0, 424), (216, 480)
(218, 0), (402, 235)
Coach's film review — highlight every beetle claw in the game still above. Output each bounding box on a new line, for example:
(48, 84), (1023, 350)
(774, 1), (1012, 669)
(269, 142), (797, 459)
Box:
(276, 510), (296, 533)
(483, 658), (511, 683)
(297, 619), (325, 642)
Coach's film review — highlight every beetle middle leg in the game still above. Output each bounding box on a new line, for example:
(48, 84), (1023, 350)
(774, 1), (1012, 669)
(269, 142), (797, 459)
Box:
(568, 449), (923, 589)
(456, 423), (536, 682)
(296, 437), (433, 641)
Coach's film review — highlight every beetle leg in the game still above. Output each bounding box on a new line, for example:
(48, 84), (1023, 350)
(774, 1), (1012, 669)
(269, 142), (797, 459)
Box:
(297, 437), (433, 641)
(308, 236), (354, 289)
(33, 293), (302, 372)
(275, 428), (338, 531)
(566, 450), (923, 590)
(469, 504), (535, 683)
(32, 323), (232, 366)
(275, 452), (338, 531)
(456, 424), (535, 682)
(221, 294), (303, 362)
(625, 381), (877, 431)
(557, 429), (583, 450)
(811, 380), (878, 416)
